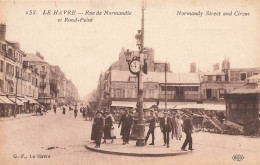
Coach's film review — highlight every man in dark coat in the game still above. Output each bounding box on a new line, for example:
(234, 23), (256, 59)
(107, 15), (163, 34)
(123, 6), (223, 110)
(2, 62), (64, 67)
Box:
(181, 113), (194, 151)
(160, 111), (172, 148)
(93, 111), (105, 148)
(118, 109), (133, 145)
(145, 109), (156, 145)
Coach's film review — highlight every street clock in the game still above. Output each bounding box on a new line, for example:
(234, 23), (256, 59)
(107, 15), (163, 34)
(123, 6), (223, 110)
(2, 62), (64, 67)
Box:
(129, 59), (140, 75)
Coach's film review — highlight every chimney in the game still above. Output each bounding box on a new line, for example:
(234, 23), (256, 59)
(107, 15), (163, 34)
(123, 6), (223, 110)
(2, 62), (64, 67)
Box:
(36, 51), (44, 60)
(213, 63), (220, 71)
(190, 62), (196, 73)
(0, 23), (6, 41)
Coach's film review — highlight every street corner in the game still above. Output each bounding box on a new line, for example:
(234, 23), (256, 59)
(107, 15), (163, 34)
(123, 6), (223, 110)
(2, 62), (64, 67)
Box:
(85, 140), (190, 157)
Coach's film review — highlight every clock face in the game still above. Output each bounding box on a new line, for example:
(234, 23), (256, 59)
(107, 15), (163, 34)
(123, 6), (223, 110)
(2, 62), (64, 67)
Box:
(129, 60), (140, 74)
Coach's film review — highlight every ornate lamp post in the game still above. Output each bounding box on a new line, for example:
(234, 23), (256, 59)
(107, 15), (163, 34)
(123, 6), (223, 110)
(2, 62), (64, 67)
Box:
(124, 4), (146, 146)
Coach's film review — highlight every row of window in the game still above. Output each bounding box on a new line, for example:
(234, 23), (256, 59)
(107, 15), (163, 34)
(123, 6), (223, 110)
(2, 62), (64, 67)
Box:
(1, 43), (23, 63)
(112, 88), (157, 99)
(0, 61), (39, 83)
(0, 79), (38, 96)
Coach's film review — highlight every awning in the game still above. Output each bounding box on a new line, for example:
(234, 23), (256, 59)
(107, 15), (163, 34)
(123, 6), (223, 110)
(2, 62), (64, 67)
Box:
(7, 97), (24, 105)
(18, 97), (29, 103)
(174, 104), (226, 111)
(160, 84), (200, 87)
(23, 96), (38, 104)
(143, 102), (157, 109)
(111, 101), (157, 108)
(0, 96), (15, 104)
(111, 101), (136, 108)
(158, 102), (197, 109)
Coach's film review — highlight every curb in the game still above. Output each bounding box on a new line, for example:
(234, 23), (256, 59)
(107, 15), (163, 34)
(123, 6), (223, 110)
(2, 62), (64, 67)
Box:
(85, 144), (190, 157)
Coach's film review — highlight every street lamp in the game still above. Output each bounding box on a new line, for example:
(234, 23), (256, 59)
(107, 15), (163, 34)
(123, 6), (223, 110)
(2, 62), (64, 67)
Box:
(124, 3), (147, 146)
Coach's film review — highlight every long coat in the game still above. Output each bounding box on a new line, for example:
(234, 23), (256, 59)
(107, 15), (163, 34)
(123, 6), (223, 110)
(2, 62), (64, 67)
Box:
(103, 116), (113, 139)
(149, 116), (156, 129)
(91, 117), (105, 140)
(119, 114), (133, 136)
(183, 118), (193, 134)
(160, 117), (172, 132)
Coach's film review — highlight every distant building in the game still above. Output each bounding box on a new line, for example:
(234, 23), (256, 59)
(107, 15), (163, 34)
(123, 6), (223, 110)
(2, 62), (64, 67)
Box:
(200, 59), (260, 101)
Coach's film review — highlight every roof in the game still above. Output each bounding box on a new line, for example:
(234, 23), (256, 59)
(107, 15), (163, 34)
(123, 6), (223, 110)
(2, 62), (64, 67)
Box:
(23, 53), (45, 62)
(110, 70), (200, 84)
(228, 83), (260, 94)
(203, 71), (226, 76)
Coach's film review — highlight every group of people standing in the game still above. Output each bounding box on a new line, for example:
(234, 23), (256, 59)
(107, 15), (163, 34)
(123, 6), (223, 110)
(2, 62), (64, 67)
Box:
(91, 108), (194, 151)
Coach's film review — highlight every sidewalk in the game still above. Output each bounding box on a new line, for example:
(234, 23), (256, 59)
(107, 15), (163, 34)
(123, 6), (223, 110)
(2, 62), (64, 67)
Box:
(85, 139), (190, 157)
(0, 113), (38, 121)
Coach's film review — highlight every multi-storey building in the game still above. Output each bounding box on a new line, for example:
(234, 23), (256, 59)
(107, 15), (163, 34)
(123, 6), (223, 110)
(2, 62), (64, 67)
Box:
(95, 48), (201, 111)
(0, 23), (40, 116)
(23, 52), (51, 109)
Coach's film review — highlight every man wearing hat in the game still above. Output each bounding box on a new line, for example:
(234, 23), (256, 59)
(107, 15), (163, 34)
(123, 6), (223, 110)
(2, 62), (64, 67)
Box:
(160, 111), (172, 148)
(93, 111), (105, 148)
(181, 113), (194, 151)
(118, 109), (133, 145)
(145, 109), (157, 145)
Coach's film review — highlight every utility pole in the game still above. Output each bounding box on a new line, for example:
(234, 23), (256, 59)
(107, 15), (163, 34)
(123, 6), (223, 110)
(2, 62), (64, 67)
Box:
(165, 62), (167, 111)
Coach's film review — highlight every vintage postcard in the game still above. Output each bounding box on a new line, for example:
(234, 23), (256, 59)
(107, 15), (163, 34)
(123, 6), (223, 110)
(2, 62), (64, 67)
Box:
(0, 0), (259, 165)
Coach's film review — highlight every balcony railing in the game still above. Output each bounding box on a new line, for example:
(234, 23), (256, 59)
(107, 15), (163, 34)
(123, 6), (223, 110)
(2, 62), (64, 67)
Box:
(40, 71), (47, 78)
(40, 82), (47, 88)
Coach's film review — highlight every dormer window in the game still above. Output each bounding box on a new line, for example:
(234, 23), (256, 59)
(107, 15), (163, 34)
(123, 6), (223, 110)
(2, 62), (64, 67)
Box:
(2, 44), (6, 52)
(8, 48), (13, 56)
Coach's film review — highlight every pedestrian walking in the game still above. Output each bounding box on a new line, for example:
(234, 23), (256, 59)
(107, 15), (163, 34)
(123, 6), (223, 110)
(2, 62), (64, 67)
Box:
(145, 109), (156, 145)
(93, 111), (105, 148)
(181, 113), (194, 151)
(118, 109), (133, 145)
(103, 111), (114, 144)
(63, 106), (66, 115)
(160, 111), (172, 148)
(175, 114), (183, 140)
(53, 105), (57, 114)
(171, 113), (177, 139)
(74, 106), (78, 118)
(82, 107), (86, 118)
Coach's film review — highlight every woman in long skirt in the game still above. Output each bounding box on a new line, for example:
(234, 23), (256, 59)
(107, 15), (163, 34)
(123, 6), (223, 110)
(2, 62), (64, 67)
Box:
(103, 112), (115, 143)
(175, 114), (183, 140)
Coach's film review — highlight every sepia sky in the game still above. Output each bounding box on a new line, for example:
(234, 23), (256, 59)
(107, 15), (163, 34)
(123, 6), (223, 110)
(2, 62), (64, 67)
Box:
(0, 0), (260, 98)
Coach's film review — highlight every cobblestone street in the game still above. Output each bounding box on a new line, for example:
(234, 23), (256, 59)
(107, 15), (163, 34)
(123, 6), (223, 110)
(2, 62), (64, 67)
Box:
(1, 108), (259, 165)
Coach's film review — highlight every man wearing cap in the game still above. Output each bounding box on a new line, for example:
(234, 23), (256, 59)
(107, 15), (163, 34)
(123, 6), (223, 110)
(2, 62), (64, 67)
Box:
(93, 111), (105, 148)
(160, 111), (172, 148)
(145, 109), (157, 145)
(118, 109), (133, 145)
(181, 113), (194, 151)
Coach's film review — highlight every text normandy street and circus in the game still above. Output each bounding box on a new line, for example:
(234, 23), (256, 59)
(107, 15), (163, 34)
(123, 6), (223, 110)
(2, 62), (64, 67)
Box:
(25, 9), (250, 23)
